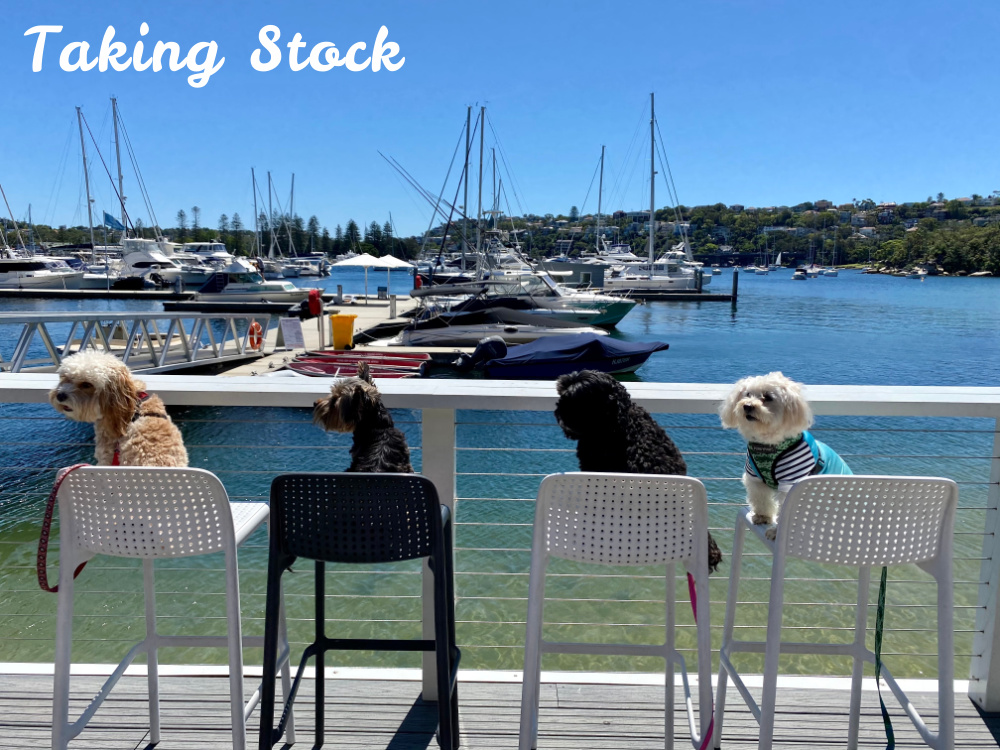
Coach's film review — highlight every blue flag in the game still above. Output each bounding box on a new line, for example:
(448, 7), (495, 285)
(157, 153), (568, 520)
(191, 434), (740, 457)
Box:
(103, 212), (125, 231)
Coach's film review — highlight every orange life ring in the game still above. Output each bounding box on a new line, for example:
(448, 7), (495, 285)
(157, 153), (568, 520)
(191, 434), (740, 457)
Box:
(248, 321), (264, 350)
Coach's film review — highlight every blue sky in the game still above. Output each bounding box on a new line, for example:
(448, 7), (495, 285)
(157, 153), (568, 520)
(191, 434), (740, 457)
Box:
(1, 1), (997, 238)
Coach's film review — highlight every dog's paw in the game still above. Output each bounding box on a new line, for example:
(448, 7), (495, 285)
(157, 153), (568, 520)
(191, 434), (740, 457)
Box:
(765, 526), (777, 541)
(751, 513), (773, 526)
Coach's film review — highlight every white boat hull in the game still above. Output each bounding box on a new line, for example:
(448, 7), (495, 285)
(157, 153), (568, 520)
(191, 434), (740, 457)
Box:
(0, 271), (84, 290)
(603, 274), (699, 292)
(196, 288), (313, 303)
(401, 324), (608, 347)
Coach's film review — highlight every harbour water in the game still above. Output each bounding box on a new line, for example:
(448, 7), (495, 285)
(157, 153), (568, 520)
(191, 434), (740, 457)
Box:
(0, 268), (996, 676)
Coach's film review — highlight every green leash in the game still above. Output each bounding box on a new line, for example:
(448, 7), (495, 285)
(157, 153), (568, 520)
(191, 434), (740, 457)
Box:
(874, 566), (895, 749)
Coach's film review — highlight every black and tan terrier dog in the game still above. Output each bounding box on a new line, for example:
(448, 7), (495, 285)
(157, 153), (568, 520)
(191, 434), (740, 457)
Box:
(312, 362), (413, 472)
(555, 370), (723, 572)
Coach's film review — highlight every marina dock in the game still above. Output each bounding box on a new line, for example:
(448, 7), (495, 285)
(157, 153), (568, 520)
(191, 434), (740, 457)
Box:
(217, 294), (474, 377)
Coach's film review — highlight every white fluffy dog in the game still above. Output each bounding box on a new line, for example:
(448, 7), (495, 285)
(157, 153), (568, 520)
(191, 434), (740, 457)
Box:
(49, 351), (188, 467)
(719, 371), (851, 539)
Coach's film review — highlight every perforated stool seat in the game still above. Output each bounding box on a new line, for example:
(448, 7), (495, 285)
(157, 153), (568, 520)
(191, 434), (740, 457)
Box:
(259, 472), (460, 749)
(50, 466), (294, 750)
(714, 475), (958, 750)
(519, 473), (714, 750)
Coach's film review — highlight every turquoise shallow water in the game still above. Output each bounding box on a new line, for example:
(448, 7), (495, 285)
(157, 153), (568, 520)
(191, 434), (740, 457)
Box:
(0, 268), (996, 676)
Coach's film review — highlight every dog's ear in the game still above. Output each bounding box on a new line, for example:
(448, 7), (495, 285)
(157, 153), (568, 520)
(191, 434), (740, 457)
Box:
(339, 383), (370, 427)
(357, 362), (373, 384)
(719, 377), (749, 429)
(100, 364), (139, 437)
(778, 376), (814, 433)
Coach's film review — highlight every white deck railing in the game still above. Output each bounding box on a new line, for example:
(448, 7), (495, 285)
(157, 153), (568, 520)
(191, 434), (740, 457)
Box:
(0, 375), (998, 710)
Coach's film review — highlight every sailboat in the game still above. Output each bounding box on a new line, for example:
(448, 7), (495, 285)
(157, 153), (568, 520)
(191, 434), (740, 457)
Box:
(602, 94), (707, 294)
(822, 236), (839, 276)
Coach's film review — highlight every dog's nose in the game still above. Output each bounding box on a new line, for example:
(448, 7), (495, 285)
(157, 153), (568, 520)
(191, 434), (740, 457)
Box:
(743, 403), (754, 414)
(56, 392), (67, 402)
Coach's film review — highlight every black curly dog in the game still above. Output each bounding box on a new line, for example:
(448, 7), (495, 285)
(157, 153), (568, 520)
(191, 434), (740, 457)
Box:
(312, 362), (413, 472)
(555, 370), (723, 572)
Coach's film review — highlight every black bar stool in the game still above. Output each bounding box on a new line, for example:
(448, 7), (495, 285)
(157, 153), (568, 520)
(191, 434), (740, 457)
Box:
(258, 472), (460, 749)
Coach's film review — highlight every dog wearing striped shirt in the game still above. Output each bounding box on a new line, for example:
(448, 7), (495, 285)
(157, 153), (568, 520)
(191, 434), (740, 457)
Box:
(720, 372), (851, 540)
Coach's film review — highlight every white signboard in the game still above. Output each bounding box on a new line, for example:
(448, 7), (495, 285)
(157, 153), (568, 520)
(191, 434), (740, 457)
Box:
(278, 318), (305, 350)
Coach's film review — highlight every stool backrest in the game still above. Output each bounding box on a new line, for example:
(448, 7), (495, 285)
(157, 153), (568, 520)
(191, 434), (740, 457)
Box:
(535, 473), (708, 566)
(781, 475), (958, 566)
(269, 473), (441, 563)
(57, 467), (235, 559)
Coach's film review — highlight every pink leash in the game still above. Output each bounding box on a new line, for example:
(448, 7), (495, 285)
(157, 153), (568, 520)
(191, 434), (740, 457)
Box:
(688, 571), (715, 750)
(37, 464), (90, 593)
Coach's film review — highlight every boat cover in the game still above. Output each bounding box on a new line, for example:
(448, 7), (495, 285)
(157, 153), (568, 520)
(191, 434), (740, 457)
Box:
(485, 333), (668, 368)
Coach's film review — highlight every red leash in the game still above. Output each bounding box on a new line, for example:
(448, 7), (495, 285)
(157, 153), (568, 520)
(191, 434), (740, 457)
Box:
(37, 464), (90, 593)
(687, 571), (715, 750)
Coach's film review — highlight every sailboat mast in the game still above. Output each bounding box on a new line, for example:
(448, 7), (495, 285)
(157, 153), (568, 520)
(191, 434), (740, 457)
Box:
(267, 171), (275, 258)
(252, 167), (260, 256)
(463, 105), (470, 267)
(596, 145), (604, 252)
(111, 97), (126, 235)
(76, 107), (97, 262)
(476, 105), (484, 255)
(648, 93), (655, 265)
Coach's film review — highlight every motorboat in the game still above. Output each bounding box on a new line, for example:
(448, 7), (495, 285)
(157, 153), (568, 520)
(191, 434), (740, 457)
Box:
(603, 249), (710, 293)
(180, 240), (234, 266)
(0, 251), (84, 289)
(454, 332), (668, 379)
(194, 258), (316, 302)
(472, 272), (636, 328)
(396, 305), (610, 346)
(822, 268), (839, 277)
(792, 269), (807, 280)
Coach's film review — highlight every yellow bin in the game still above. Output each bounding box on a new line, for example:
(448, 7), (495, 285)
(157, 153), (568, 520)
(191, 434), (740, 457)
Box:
(330, 314), (358, 350)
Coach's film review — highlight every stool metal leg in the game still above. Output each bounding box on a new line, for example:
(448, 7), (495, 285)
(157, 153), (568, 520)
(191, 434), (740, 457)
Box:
(315, 560), (326, 747)
(143, 558), (161, 745)
(848, 567), (871, 749)
(714, 512), (746, 748)
(665, 562), (675, 750)
(518, 546), (547, 750)
(277, 578), (296, 745)
(225, 547), (247, 750)
(433, 553), (455, 749)
(758, 543), (788, 750)
(52, 550), (79, 750)
(259, 550), (288, 749)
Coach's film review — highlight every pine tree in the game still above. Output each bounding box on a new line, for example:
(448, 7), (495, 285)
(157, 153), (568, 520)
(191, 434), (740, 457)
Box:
(175, 209), (187, 240)
(307, 215), (320, 253)
(345, 219), (360, 249)
(218, 213), (229, 237)
(192, 206), (201, 231)
(367, 221), (383, 253)
(334, 224), (344, 255)
(231, 213), (244, 254)
(383, 221), (394, 255)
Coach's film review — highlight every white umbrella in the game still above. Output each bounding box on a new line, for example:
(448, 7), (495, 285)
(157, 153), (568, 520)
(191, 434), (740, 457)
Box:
(334, 253), (414, 303)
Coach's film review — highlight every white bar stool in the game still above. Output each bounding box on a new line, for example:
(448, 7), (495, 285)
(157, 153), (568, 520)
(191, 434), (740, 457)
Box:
(714, 475), (957, 750)
(50, 466), (295, 750)
(519, 472), (714, 750)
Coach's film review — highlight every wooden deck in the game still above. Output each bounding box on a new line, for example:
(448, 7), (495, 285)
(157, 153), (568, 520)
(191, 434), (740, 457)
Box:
(3, 672), (997, 749)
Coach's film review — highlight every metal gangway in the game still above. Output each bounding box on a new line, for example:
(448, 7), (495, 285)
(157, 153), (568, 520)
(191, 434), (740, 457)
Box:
(0, 312), (274, 373)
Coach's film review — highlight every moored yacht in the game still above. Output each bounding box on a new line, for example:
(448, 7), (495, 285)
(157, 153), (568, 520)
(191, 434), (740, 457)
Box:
(195, 257), (316, 302)
(0, 250), (84, 289)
